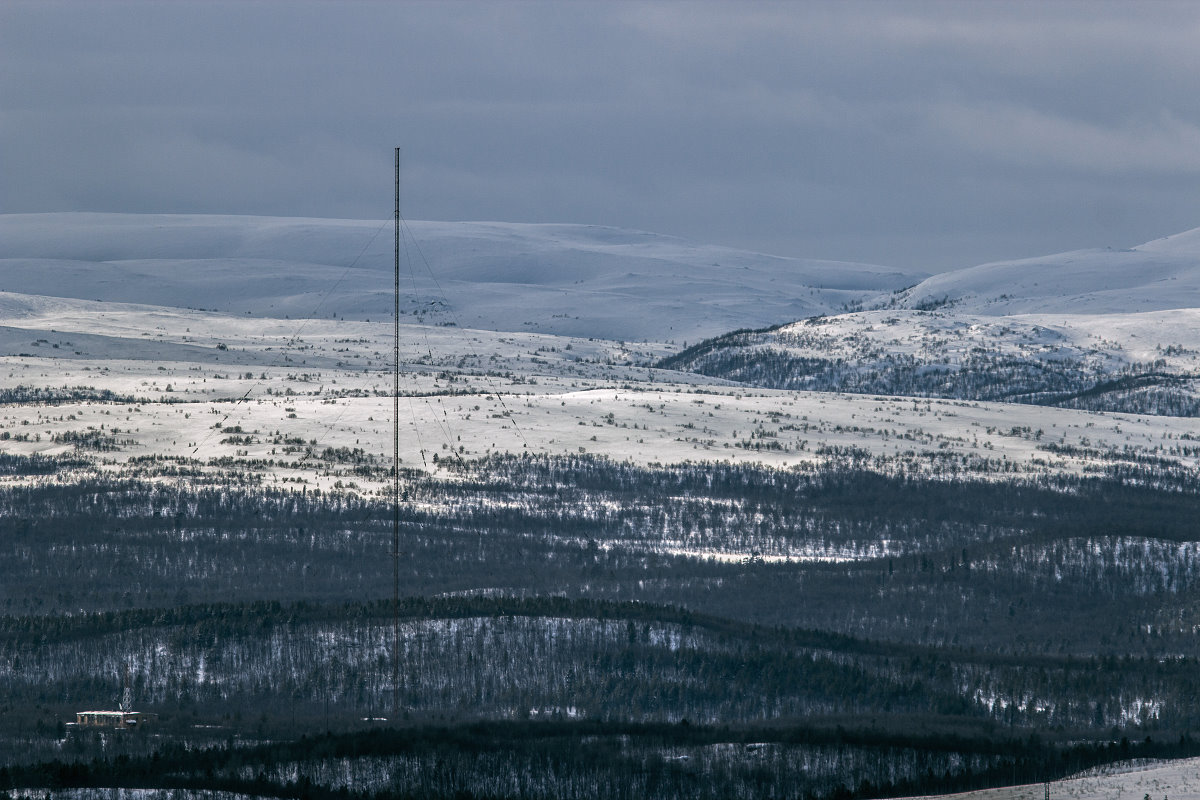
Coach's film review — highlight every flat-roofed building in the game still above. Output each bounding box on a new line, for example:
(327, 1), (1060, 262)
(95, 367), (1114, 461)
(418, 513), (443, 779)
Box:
(75, 710), (156, 729)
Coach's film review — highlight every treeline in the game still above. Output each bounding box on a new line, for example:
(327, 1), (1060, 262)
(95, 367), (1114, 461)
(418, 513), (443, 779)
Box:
(8, 595), (1200, 760)
(0, 453), (86, 476)
(657, 333), (1200, 417)
(0, 386), (138, 406)
(6, 453), (1200, 770)
(7, 722), (1200, 800)
(4, 455), (1200, 655)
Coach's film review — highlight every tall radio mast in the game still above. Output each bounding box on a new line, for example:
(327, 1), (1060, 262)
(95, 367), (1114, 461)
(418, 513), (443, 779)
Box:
(392, 147), (401, 717)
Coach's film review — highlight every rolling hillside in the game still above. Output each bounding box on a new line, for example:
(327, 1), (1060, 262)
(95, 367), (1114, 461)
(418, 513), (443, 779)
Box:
(891, 227), (1200, 316)
(661, 227), (1200, 416)
(0, 212), (925, 342)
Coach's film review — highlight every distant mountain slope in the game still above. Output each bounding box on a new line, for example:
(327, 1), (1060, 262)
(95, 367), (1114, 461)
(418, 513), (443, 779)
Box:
(659, 308), (1200, 416)
(660, 226), (1200, 417)
(0, 213), (925, 342)
(891, 228), (1200, 315)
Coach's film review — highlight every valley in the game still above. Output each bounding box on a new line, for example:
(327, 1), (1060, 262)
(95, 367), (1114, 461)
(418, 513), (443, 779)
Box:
(3, 214), (1200, 800)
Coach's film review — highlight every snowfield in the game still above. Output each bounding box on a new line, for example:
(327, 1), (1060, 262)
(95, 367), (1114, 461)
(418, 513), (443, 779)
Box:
(0, 292), (1194, 498)
(0, 213), (925, 342)
(893, 225), (1200, 317)
(906, 757), (1200, 800)
(1, 212), (1199, 546)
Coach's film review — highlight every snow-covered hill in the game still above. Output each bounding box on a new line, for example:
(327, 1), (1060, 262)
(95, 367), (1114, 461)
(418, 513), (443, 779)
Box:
(662, 226), (1200, 416)
(892, 228), (1200, 315)
(667, 307), (1200, 415)
(0, 213), (924, 342)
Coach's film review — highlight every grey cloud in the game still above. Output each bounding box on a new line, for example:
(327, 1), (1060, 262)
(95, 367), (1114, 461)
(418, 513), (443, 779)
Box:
(4, 0), (1200, 272)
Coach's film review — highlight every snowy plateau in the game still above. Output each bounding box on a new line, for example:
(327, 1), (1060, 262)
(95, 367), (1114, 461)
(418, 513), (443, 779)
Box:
(0, 213), (1198, 497)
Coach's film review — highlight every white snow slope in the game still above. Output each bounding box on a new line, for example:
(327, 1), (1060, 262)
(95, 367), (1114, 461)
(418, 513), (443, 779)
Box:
(905, 757), (1200, 800)
(895, 228), (1200, 315)
(655, 223), (1200, 420)
(0, 213), (924, 342)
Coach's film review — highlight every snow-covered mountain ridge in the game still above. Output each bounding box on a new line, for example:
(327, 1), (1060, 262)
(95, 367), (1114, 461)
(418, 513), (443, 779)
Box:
(0, 213), (924, 342)
(890, 225), (1200, 315)
(663, 228), (1200, 416)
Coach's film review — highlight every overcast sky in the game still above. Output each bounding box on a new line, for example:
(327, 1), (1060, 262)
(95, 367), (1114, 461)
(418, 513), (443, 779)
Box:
(4, 1), (1200, 272)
